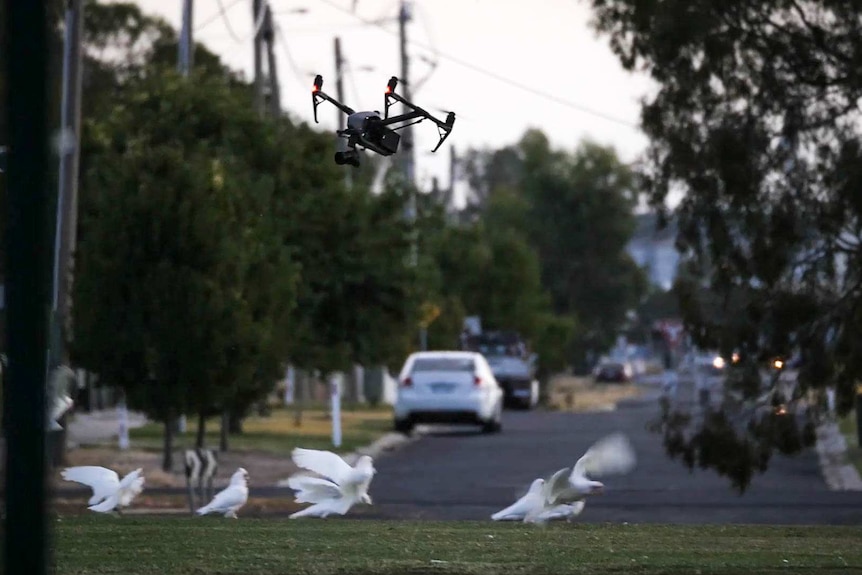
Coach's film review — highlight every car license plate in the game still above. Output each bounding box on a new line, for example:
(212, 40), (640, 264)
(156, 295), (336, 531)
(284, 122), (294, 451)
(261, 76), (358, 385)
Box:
(430, 382), (455, 393)
(513, 389), (530, 397)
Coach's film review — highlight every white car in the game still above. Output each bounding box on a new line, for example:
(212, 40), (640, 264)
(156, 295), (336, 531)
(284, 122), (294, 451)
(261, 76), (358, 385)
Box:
(393, 351), (504, 435)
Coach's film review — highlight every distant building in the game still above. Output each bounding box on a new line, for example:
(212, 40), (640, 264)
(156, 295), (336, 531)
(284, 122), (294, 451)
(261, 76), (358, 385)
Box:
(626, 213), (680, 290)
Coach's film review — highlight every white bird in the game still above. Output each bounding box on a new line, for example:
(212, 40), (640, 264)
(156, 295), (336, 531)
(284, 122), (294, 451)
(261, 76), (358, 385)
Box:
(491, 479), (585, 522)
(61, 466), (145, 514)
(196, 467), (249, 518)
(524, 432), (637, 524)
(491, 478), (545, 521)
(287, 448), (375, 519)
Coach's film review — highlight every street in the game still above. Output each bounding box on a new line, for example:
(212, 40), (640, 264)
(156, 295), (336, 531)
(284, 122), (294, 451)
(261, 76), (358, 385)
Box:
(358, 391), (862, 524)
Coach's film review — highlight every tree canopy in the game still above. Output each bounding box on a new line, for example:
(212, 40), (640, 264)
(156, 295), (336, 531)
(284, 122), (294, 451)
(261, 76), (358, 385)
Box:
(460, 130), (647, 369)
(589, 0), (860, 490)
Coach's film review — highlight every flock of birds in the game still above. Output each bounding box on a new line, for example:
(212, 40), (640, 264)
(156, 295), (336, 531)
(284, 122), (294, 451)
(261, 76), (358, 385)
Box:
(61, 432), (637, 523)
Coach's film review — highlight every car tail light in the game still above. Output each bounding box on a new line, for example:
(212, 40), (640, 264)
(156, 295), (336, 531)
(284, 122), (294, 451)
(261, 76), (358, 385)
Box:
(401, 376), (412, 387)
(474, 375), (482, 386)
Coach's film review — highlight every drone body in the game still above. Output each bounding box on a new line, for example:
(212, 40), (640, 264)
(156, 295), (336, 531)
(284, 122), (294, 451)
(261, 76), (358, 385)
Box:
(312, 75), (455, 167)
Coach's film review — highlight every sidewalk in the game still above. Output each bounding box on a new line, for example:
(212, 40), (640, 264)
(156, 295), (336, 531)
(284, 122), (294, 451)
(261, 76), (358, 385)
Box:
(65, 408), (148, 447)
(816, 421), (862, 491)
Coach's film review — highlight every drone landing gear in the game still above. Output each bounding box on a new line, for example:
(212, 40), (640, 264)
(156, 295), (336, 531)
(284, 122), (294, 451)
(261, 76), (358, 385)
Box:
(334, 149), (361, 167)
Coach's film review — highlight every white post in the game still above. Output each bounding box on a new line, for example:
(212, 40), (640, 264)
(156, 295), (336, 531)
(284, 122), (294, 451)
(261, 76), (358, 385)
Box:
(284, 364), (295, 405)
(178, 414), (187, 433)
(354, 364), (365, 404)
(330, 373), (342, 448)
(118, 399), (130, 450)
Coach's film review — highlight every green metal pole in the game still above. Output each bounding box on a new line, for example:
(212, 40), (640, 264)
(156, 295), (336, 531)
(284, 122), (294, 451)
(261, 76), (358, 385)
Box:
(4, 0), (52, 573)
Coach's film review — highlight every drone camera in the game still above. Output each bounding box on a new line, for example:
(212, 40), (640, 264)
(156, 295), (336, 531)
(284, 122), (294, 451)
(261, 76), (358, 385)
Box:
(360, 122), (400, 156)
(334, 149), (361, 167)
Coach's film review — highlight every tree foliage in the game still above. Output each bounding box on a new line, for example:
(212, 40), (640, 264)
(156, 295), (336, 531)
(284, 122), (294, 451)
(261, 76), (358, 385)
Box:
(70, 2), (422, 464)
(588, 0), (859, 489)
(461, 130), (647, 369)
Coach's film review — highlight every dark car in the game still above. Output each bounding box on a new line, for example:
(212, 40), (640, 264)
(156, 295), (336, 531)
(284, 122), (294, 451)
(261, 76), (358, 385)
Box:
(593, 361), (633, 384)
(486, 355), (539, 409)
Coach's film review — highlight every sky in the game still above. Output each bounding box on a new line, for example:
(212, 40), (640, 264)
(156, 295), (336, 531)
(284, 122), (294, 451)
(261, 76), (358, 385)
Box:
(133, 0), (656, 203)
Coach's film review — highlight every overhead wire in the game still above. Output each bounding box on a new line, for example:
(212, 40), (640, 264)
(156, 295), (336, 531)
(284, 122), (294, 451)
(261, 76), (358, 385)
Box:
(409, 1), (440, 94)
(317, 0), (639, 129)
(213, 0), (245, 43)
(196, 0), (268, 45)
(274, 22), (316, 87)
(195, 0), (245, 33)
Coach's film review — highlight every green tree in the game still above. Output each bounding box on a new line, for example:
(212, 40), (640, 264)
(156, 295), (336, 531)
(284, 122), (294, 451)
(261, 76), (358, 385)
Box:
(588, 0), (862, 489)
(522, 133), (646, 363)
(72, 69), (300, 470)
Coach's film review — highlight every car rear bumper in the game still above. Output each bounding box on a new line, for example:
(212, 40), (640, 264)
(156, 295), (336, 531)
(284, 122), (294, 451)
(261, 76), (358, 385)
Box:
(394, 392), (494, 422)
(498, 378), (535, 400)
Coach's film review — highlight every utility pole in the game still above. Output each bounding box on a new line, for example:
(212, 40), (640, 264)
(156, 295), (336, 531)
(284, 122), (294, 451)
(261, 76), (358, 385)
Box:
(175, 0), (195, 436)
(177, 0), (194, 75)
(252, 0), (265, 115)
(398, 0), (418, 270)
(51, 0), (85, 370)
(334, 36), (352, 191)
(263, 4), (281, 117)
(6, 0), (52, 572)
(445, 145), (457, 218)
(398, 0), (415, 188)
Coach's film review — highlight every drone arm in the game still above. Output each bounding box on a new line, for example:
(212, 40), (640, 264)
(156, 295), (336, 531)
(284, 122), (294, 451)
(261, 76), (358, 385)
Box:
(311, 75), (355, 123)
(312, 91), (356, 122)
(383, 96), (456, 154)
(431, 112), (456, 153)
(377, 109), (427, 127)
(385, 91), (454, 130)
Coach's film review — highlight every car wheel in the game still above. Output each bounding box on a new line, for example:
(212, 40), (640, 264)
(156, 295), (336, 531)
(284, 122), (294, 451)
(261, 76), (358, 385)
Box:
(481, 406), (503, 433)
(481, 419), (501, 433)
(394, 418), (413, 435)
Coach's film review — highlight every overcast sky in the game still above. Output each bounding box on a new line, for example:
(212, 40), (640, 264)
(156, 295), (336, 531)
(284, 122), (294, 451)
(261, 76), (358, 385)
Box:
(133, 0), (655, 199)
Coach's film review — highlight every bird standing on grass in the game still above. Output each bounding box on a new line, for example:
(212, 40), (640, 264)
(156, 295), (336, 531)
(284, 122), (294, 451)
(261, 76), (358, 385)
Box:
(287, 447), (376, 519)
(61, 465), (145, 515)
(196, 467), (249, 518)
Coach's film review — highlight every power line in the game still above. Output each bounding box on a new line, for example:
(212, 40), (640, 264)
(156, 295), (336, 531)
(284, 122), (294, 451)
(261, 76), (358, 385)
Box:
(214, 0), (244, 42)
(273, 22), (315, 86)
(317, 0), (639, 129)
(195, 0), (245, 33)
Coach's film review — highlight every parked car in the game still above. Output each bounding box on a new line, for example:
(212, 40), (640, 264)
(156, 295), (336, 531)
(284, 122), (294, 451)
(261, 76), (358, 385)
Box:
(593, 361), (633, 384)
(486, 355), (539, 409)
(393, 351), (504, 435)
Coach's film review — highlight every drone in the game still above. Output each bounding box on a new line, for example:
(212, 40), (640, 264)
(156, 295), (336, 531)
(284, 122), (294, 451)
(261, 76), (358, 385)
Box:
(312, 74), (456, 167)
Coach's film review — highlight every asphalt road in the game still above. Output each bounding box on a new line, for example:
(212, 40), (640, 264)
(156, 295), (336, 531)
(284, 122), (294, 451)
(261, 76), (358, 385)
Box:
(52, 380), (862, 524)
(356, 391), (862, 524)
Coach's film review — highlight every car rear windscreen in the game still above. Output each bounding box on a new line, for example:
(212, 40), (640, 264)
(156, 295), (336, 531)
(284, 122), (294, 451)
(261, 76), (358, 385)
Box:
(412, 357), (475, 372)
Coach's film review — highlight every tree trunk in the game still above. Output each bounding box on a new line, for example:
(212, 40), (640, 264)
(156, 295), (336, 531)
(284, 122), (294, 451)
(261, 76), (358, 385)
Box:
(162, 418), (174, 472)
(195, 412), (206, 449)
(219, 409), (229, 452)
(228, 409), (243, 434)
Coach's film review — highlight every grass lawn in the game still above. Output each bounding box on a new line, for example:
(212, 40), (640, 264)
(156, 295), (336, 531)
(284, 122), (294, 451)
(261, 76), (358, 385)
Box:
(128, 405), (396, 455)
(51, 516), (862, 575)
(837, 412), (862, 477)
